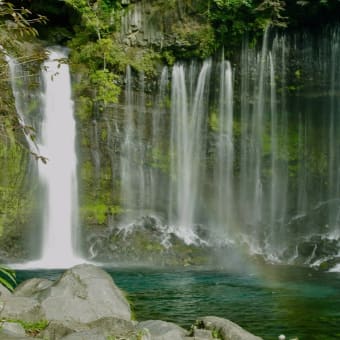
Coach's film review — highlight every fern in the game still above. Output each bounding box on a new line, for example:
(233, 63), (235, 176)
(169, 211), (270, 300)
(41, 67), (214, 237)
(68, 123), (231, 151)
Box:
(0, 266), (16, 292)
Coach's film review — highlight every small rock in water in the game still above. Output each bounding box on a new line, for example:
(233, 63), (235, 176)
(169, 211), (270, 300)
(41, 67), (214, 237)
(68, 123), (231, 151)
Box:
(278, 335), (286, 340)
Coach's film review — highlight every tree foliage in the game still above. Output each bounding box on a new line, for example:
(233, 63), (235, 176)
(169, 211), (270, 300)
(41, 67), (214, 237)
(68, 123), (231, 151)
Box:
(0, 1), (46, 158)
(0, 1), (47, 50)
(63, 0), (116, 40)
(208, 0), (287, 50)
(213, 0), (252, 9)
(64, 0), (123, 109)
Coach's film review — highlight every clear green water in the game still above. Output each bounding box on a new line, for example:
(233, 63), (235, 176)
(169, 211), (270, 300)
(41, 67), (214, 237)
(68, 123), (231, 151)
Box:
(16, 265), (340, 340)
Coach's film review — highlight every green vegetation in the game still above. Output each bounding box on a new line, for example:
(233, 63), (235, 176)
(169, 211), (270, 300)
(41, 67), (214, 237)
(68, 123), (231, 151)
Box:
(0, 1), (46, 155)
(20, 319), (49, 336)
(81, 203), (122, 225)
(150, 147), (170, 173)
(0, 1), (42, 254)
(0, 319), (49, 336)
(64, 0), (122, 111)
(0, 137), (36, 259)
(0, 266), (16, 291)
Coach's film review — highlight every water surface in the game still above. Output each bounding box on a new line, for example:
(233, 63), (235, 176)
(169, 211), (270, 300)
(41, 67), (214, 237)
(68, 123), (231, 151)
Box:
(16, 265), (340, 340)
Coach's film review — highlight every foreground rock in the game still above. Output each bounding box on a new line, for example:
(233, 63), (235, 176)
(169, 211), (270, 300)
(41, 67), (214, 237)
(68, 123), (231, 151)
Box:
(14, 278), (54, 298)
(196, 316), (263, 340)
(37, 264), (131, 323)
(0, 264), (263, 339)
(40, 317), (137, 340)
(137, 320), (187, 340)
(0, 296), (45, 322)
(0, 321), (30, 339)
(0, 283), (11, 298)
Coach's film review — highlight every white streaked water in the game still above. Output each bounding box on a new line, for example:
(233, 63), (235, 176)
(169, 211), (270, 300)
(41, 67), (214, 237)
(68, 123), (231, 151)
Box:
(31, 48), (82, 268)
(215, 59), (234, 236)
(4, 49), (39, 155)
(7, 48), (84, 269)
(150, 66), (169, 212)
(168, 60), (211, 243)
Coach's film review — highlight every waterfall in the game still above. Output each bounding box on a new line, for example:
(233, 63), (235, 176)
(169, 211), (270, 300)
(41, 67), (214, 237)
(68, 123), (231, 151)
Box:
(120, 65), (135, 211)
(37, 48), (81, 267)
(150, 66), (169, 212)
(267, 37), (289, 257)
(5, 51), (39, 155)
(251, 28), (269, 228)
(6, 47), (82, 269)
(239, 38), (253, 228)
(120, 66), (150, 218)
(5, 27), (340, 269)
(214, 59), (235, 239)
(169, 60), (211, 243)
(328, 28), (340, 236)
(109, 28), (340, 267)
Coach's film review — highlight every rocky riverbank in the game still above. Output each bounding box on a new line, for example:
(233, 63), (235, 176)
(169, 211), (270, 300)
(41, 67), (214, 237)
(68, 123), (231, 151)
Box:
(0, 264), (263, 340)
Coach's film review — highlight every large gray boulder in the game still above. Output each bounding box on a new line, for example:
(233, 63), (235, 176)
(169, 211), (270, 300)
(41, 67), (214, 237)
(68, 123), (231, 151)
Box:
(0, 321), (36, 339)
(0, 296), (45, 322)
(137, 320), (188, 340)
(1, 321), (25, 336)
(196, 317), (263, 340)
(60, 329), (107, 340)
(36, 264), (131, 323)
(40, 320), (89, 340)
(0, 283), (12, 298)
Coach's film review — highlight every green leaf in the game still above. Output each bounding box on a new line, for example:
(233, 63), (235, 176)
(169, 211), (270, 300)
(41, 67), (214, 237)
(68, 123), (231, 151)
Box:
(0, 266), (16, 291)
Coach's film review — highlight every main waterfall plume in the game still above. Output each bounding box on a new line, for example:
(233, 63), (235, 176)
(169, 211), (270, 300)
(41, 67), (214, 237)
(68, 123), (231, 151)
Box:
(37, 48), (81, 268)
(7, 48), (83, 269)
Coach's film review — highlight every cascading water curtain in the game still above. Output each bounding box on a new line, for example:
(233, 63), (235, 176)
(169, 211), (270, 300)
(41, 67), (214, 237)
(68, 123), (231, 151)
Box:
(105, 28), (340, 267)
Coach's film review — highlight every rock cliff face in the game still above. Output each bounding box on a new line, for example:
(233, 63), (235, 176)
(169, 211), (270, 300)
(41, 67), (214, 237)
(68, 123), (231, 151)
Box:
(118, 0), (214, 59)
(0, 63), (40, 263)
